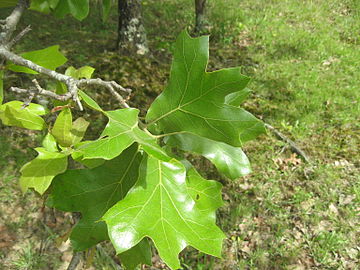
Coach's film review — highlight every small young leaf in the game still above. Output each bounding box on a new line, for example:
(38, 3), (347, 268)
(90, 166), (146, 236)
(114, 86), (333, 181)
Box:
(20, 147), (68, 194)
(7, 45), (67, 74)
(166, 133), (251, 179)
(51, 107), (73, 147)
(79, 90), (103, 112)
(0, 101), (46, 130)
(76, 66), (95, 79)
(77, 109), (169, 161)
(118, 239), (152, 270)
(103, 155), (225, 270)
(42, 133), (58, 152)
(70, 117), (89, 145)
(49, 144), (141, 251)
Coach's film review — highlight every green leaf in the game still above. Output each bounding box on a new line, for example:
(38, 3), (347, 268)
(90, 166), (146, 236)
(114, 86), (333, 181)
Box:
(51, 108), (73, 147)
(225, 87), (251, 106)
(186, 168), (223, 213)
(76, 66), (95, 79)
(79, 90), (103, 112)
(49, 144), (141, 251)
(71, 142), (105, 169)
(30, 0), (51, 14)
(0, 101), (46, 130)
(53, 0), (70, 18)
(0, 0), (18, 8)
(65, 65), (94, 79)
(20, 147), (68, 194)
(77, 109), (169, 161)
(67, 0), (89, 20)
(101, 0), (112, 22)
(103, 155), (225, 270)
(7, 45), (67, 74)
(0, 70), (3, 104)
(166, 133), (251, 179)
(119, 239), (152, 270)
(70, 117), (89, 145)
(48, 0), (59, 9)
(146, 31), (264, 146)
(0, 100), (47, 115)
(42, 133), (58, 152)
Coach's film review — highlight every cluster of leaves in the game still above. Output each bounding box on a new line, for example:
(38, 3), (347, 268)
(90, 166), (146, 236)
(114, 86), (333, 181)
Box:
(1, 30), (264, 269)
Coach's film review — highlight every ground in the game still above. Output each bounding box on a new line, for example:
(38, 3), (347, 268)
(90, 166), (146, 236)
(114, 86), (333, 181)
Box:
(0, 0), (359, 269)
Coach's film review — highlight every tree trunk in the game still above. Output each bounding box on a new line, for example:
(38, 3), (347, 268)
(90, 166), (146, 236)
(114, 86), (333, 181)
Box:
(117, 0), (148, 55)
(194, 0), (207, 33)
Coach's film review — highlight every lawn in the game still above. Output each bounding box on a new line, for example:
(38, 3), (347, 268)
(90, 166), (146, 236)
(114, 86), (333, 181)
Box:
(0, 0), (359, 269)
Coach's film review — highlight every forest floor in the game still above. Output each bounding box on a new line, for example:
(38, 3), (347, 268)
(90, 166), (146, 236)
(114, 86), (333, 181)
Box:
(0, 0), (359, 269)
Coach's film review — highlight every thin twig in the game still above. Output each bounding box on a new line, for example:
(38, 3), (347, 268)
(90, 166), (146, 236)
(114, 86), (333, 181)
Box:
(0, 0), (29, 45)
(8, 24), (31, 48)
(0, 46), (131, 109)
(66, 252), (82, 270)
(265, 123), (311, 163)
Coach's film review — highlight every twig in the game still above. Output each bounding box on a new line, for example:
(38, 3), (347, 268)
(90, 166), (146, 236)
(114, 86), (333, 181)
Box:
(265, 123), (311, 163)
(8, 24), (31, 48)
(66, 252), (82, 270)
(0, 2), (131, 110)
(0, 0), (29, 45)
(0, 46), (131, 110)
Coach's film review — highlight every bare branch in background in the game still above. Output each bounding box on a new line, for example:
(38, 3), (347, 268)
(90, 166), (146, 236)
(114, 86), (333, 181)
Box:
(0, 0), (131, 110)
(265, 123), (311, 163)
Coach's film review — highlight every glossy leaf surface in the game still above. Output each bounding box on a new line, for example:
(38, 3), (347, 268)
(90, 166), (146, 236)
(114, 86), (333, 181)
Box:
(20, 148), (68, 194)
(42, 133), (58, 152)
(78, 109), (169, 161)
(166, 133), (251, 179)
(49, 144), (141, 251)
(51, 108), (73, 147)
(7, 45), (67, 74)
(103, 155), (225, 270)
(0, 101), (46, 130)
(79, 90), (103, 112)
(146, 31), (264, 146)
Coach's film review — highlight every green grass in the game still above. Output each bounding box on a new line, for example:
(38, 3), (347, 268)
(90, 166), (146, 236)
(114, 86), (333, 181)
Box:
(1, 0), (359, 269)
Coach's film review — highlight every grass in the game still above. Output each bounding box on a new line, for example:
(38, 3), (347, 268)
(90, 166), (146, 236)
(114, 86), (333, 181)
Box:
(1, 0), (359, 269)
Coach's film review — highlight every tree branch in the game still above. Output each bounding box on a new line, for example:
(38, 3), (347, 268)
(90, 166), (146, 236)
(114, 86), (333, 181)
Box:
(265, 123), (311, 163)
(0, 0), (29, 46)
(66, 251), (83, 270)
(0, 46), (131, 110)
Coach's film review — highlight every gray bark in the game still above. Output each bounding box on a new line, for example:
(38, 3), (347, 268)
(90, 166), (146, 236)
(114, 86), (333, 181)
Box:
(117, 0), (148, 55)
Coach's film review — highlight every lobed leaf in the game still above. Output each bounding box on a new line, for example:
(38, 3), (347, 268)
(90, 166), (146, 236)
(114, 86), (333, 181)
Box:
(146, 31), (265, 147)
(77, 108), (169, 161)
(103, 155), (225, 270)
(166, 133), (251, 179)
(49, 144), (142, 251)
